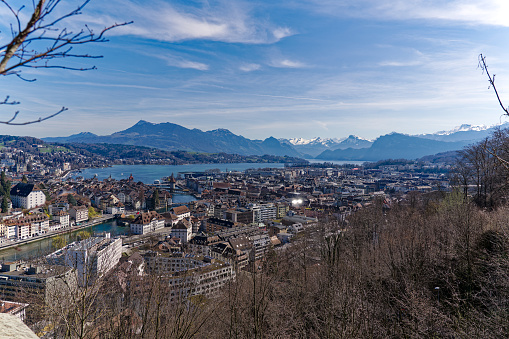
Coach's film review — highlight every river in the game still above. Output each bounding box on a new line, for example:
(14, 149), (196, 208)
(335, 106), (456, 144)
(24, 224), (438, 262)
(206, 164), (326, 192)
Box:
(0, 220), (128, 262)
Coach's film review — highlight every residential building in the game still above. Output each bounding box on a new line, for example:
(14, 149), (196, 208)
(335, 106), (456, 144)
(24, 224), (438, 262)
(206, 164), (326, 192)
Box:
(69, 205), (88, 224)
(51, 211), (70, 229)
(172, 206), (190, 221)
(56, 233), (122, 286)
(171, 221), (192, 243)
(130, 211), (165, 235)
(0, 263), (77, 305)
(10, 183), (46, 209)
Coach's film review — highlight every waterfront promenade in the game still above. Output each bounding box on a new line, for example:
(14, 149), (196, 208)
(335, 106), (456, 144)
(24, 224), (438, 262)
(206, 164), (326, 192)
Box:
(0, 214), (116, 252)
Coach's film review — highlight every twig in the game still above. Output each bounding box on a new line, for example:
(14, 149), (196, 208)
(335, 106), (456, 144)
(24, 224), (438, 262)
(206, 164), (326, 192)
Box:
(479, 54), (509, 115)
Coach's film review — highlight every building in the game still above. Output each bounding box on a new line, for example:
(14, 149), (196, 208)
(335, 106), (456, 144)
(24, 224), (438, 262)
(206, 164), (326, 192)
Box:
(248, 233), (271, 262)
(0, 300), (29, 322)
(249, 203), (277, 223)
(50, 233), (122, 286)
(171, 221), (192, 243)
(51, 211), (70, 230)
(172, 206), (190, 221)
(69, 205), (89, 224)
(0, 263), (77, 306)
(130, 211), (165, 235)
(142, 251), (235, 301)
(10, 183), (46, 209)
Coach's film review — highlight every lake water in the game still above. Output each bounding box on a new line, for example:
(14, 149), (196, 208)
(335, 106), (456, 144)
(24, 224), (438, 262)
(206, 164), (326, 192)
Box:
(73, 163), (287, 184)
(305, 159), (367, 165)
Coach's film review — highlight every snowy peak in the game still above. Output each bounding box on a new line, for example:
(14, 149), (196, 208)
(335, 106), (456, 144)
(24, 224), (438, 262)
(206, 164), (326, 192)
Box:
(343, 135), (372, 142)
(435, 124), (488, 136)
(286, 137), (342, 146)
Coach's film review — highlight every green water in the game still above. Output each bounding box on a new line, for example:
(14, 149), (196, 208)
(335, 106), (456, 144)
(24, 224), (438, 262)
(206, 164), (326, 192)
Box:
(0, 220), (128, 262)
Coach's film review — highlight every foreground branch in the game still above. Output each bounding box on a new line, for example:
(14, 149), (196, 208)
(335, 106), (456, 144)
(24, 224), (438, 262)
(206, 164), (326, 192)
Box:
(0, 105), (67, 125)
(479, 53), (509, 116)
(0, 0), (131, 125)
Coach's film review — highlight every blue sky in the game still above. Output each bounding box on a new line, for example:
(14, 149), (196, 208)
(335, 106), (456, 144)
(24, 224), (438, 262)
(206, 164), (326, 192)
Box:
(1, 0), (509, 140)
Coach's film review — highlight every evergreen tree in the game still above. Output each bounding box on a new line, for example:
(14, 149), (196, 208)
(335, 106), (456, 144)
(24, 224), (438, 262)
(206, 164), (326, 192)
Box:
(1, 171), (10, 198)
(67, 194), (77, 206)
(152, 189), (160, 209)
(21, 174), (28, 183)
(1, 197), (8, 213)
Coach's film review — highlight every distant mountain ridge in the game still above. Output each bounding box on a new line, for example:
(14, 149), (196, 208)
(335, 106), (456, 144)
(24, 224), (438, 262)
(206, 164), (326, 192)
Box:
(45, 120), (301, 157)
(316, 133), (469, 161)
(43, 120), (509, 161)
(279, 135), (373, 157)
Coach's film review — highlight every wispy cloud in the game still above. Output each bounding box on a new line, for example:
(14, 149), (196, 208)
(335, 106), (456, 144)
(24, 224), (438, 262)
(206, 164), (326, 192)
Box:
(304, 0), (509, 27)
(271, 59), (307, 68)
(86, 0), (294, 44)
(378, 60), (423, 67)
(273, 27), (294, 40)
(240, 63), (261, 72)
(175, 60), (209, 71)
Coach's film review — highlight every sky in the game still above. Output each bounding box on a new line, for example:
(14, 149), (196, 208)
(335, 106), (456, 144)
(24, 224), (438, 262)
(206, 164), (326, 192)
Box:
(1, 0), (509, 141)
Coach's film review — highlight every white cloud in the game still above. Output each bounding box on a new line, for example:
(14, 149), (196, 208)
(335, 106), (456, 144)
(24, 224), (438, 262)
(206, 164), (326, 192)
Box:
(273, 27), (294, 40)
(148, 52), (210, 71)
(175, 60), (209, 71)
(305, 0), (509, 27)
(239, 63), (261, 72)
(87, 0), (293, 44)
(378, 60), (423, 67)
(272, 59), (307, 68)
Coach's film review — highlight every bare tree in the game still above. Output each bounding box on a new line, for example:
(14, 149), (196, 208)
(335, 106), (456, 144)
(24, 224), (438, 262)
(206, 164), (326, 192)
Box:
(0, 0), (131, 125)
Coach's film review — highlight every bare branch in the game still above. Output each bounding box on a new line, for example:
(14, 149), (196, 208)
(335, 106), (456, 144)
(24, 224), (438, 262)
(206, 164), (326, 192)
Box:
(0, 106), (67, 125)
(0, 96), (19, 105)
(479, 54), (509, 116)
(0, 0), (131, 125)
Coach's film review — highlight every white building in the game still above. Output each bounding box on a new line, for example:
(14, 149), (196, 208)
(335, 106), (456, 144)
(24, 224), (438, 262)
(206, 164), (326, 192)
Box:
(62, 233), (122, 286)
(51, 211), (70, 231)
(171, 221), (192, 243)
(172, 206), (191, 222)
(130, 211), (165, 235)
(69, 206), (88, 224)
(10, 183), (46, 209)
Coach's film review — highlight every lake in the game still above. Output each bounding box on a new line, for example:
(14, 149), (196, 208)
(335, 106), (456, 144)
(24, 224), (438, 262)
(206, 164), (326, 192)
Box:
(305, 159), (367, 165)
(73, 163), (288, 184)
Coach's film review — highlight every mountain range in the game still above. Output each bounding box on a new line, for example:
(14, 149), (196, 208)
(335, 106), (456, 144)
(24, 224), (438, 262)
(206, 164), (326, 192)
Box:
(43, 121), (509, 161)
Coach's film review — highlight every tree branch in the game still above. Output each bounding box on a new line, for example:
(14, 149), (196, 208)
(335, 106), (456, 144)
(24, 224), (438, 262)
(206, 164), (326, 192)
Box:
(479, 54), (509, 116)
(0, 0), (131, 125)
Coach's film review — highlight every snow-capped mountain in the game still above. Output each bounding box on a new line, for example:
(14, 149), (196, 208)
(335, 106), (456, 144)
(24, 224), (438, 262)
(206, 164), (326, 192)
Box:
(286, 137), (343, 146)
(419, 122), (509, 142)
(434, 124), (490, 136)
(280, 135), (372, 157)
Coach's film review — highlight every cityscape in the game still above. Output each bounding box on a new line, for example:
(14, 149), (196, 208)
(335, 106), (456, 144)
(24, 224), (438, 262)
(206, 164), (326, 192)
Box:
(1, 0), (509, 338)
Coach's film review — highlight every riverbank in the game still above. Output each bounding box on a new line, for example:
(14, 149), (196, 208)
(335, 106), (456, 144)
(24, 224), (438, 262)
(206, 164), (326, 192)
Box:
(0, 214), (115, 252)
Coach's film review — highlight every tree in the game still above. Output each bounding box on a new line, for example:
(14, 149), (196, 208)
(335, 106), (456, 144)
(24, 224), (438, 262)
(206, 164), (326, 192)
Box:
(0, 171), (10, 198)
(21, 174), (28, 183)
(76, 230), (91, 240)
(67, 194), (77, 206)
(0, 0), (131, 125)
(52, 235), (66, 250)
(1, 196), (8, 213)
(88, 206), (98, 218)
(152, 189), (160, 209)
